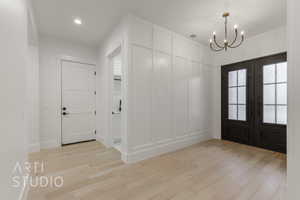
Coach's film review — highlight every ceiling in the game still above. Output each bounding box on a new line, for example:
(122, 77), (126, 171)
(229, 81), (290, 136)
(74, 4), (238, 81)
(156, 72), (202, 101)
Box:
(32, 0), (286, 47)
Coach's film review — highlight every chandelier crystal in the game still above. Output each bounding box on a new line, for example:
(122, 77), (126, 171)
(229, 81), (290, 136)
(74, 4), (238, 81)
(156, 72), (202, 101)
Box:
(209, 12), (245, 52)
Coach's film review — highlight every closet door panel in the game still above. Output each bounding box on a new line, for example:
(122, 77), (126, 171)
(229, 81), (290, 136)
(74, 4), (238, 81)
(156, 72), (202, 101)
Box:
(152, 52), (172, 141)
(131, 45), (152, 146)
(189, 61), (202, 132)
(173, 56), (189, 137)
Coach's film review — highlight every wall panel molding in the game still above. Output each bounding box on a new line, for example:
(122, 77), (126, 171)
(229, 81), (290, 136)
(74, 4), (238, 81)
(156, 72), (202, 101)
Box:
(123, 131), (212, 163)
(125, 15), (214, 162)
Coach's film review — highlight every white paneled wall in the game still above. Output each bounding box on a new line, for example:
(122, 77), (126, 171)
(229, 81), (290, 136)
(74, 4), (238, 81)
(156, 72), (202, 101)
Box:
(152, 51), (172, 142)
(189, 61), (202, 132)
(125, 16), (213, 162)
(173, 56), (189, 137)
(131, 45), (153, 147)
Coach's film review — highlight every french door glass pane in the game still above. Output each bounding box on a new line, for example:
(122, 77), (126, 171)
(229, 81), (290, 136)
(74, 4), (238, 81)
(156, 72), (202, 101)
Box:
(229, 71), (237, 87)
(277, 62), (287, 82)
(264, 105), (276, 123)
(229, 88), (237, 104)
(277, 106), (287, 124)
(238, 69), (246, 86)
(263, 62), (287, 124)
(238, 105), (246, 121)
(228, 69), (247, 121)
(277, 83), (287, 105)
(263, 64), (276, 84)
(238, 86), (246, 104)
(229, 105), (237, 120)
(263, 84), (275, 104)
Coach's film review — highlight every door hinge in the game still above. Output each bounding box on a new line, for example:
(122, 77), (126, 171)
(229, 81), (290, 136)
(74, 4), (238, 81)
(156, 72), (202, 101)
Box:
(94, 130), (97, 135)
(94, 71), (96, 75)
(94, 110), (96, 115)
(94, 91), (96, 95)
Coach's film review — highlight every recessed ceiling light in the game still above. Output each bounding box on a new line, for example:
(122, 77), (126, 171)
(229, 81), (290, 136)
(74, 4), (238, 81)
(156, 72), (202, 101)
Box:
(73, 18), (82, 25)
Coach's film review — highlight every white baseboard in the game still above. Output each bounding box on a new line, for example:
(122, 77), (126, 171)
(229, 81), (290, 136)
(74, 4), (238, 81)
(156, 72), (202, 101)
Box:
(40, 139), (60, 149)
(122, 131), (212, 163)
(96, 137), (110, 148)
(28, 143), (40, 153)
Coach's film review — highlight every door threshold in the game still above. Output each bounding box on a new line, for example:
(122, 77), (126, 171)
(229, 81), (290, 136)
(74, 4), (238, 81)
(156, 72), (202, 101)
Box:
(62, 139), (96, 146)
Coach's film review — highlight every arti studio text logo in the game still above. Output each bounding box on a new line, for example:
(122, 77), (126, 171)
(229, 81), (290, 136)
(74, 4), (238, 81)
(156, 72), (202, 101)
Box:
(12, 161), (64, 188)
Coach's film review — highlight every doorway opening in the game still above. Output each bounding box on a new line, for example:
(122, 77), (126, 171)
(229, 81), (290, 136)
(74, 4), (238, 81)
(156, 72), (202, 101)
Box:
(110, 47), (122, 152)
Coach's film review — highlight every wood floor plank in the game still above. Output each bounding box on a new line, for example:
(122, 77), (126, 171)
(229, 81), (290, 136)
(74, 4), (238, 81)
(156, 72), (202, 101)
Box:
(27, 139), (286, 200)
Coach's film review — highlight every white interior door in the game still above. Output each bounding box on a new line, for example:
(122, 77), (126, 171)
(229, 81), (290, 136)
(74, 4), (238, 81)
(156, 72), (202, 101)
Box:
(61, 60), (96, 145)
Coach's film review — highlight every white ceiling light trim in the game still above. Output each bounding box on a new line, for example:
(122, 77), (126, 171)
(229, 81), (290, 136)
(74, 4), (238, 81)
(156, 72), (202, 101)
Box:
(73, 17), (82, 25)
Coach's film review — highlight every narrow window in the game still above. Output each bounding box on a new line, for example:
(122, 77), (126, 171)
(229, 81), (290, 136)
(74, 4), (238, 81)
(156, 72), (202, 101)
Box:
(228, 69), (247, 121)
(263, 62), (287, 124)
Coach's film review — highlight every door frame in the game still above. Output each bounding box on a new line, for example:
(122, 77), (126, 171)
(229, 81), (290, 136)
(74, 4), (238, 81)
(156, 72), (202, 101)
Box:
(106, 42), (128, 154)
(221, 52), (287, 152)
(58, 55), (97, 146)
(107, 46), (121, 150)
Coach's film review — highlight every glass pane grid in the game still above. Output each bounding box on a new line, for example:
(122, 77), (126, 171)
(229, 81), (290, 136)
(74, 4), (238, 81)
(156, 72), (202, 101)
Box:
(228, 69), (247, 121)
(263, 82), (287, 85)
(228, 85), (246, 88)
(263, 62), (287, 125)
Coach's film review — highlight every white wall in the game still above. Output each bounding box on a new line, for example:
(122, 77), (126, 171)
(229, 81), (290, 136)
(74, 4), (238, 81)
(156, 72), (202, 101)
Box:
(39, 35), (97, 148)
(26, 0), (40, 153)
(211, 26), (287, 139)
(125, 16), (214, 162)
(287, 0), (300, 199)
(0, 0), (29, 199)
(26, 45), (40, 152)
(213, 26), (287, 66)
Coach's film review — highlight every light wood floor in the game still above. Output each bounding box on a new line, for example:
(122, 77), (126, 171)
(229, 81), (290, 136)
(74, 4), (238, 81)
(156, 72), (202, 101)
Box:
(27, 139), (286, 200)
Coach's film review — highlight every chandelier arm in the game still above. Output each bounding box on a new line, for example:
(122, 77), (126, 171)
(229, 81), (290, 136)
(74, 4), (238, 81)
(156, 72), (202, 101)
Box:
(228, 29), (238, 47)
(228, 35), (244, 48)
(213, 35), (225, 49)
(210, 43), (225, 52)
(209, 12), (244, 52)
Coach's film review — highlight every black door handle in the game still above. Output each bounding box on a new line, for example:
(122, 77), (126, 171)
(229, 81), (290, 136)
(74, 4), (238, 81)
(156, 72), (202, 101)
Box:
(62, 107), (67, 111)
(62, 112), (69, 115)
(118, 100), (122, 112)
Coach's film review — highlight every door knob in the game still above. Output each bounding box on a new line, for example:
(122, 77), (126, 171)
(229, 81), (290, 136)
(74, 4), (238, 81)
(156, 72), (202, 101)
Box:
(62, 112), (69, 115)
(62, 107), (67, 111)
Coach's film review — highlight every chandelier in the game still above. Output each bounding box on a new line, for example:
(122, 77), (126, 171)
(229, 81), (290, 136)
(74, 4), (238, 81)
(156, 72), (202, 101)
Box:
(209, 12), (245, 51)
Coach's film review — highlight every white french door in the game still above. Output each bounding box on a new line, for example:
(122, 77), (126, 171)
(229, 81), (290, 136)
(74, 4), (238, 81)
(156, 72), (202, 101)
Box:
(61, 60), (96, 145)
